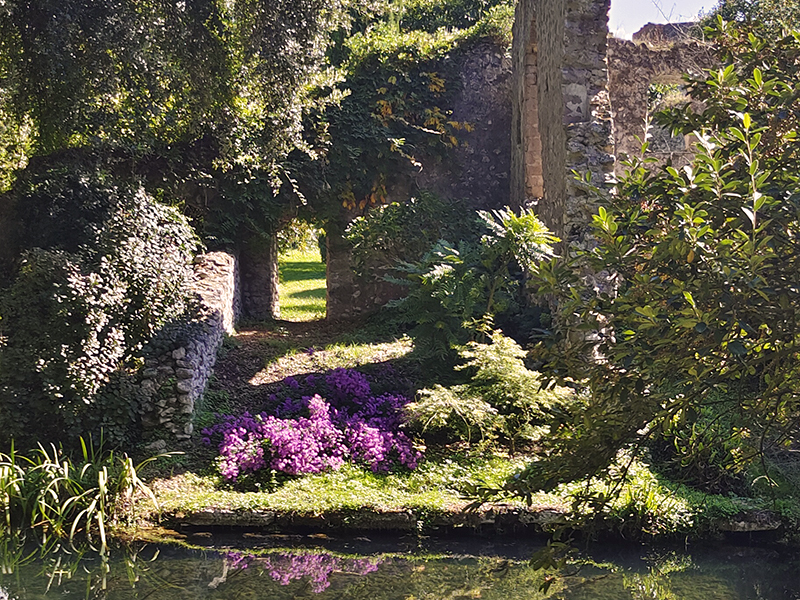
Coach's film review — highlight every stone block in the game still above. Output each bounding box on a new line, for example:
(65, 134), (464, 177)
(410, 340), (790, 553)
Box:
(175, 368), (194, 380)
(141, 413), (159, 428)
(144, 439), (167, 453)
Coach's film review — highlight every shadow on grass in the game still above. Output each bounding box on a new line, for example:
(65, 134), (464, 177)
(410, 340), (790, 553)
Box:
(279, 261), (326, 282)
(287, 287), (326, 299)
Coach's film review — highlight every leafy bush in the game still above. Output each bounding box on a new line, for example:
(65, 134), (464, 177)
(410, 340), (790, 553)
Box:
(0, 167), (198, 447)
(395, 0), (512, 33)
(407, 331), (575, 449)
(566, 457), (696, 537)
(647, 387), (757, 493)
(202, 368), (421, 484)
(704, 0), (800, 35)
(389, 207), (558, 360)
(345, 191), (479, 278)
(513, 18), (800, 498)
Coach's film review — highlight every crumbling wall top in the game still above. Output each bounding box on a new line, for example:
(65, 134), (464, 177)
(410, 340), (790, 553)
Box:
(607, 35), (713, 169)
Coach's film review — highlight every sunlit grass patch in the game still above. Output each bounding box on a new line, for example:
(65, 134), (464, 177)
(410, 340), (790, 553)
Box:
(145, 455), (548, 518)
(278, 247), (326, 321)
(255, 338), (414, 384)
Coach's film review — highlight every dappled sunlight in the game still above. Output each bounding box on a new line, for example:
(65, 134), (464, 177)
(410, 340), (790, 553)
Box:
(247, 339), (414, 387)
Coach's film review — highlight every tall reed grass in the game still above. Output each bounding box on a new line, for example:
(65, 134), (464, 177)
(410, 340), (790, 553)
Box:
(0, 438), (165, 554)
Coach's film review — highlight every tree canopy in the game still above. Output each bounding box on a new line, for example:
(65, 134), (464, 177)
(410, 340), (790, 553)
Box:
(707, 0), (800, 34)
(0, 0), (346, 246)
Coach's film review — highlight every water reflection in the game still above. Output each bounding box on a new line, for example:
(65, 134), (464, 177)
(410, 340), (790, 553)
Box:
(214, 551), (383, 592)
(0, 534), (799, 599)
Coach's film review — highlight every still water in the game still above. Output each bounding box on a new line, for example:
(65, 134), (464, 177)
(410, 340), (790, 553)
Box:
(1, 533), (798, 599)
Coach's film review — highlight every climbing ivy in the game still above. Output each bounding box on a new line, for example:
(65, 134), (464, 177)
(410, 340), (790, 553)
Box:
(297, 0), (513, 221)
(0, 166), (198, 448)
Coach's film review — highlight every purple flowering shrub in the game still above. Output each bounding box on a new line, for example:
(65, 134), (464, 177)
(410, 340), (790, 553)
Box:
(203, 368), (421, 481)
(223, 551), (383, 594)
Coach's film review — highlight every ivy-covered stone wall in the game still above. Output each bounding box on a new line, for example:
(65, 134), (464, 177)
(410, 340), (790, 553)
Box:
(415, 40), (513, 211)
(326, 40), (513, 321)
(140, 251), (239, 451)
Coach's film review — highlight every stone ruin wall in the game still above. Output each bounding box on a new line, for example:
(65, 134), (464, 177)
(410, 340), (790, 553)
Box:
(139, 251), (240, 451)
(326, 40), (514, 321)
(132, 5), (717, 447)
(240, 235), (280, 321)
(512, 0), (615, 250)
(248, 3), (717, 323)
(512, 0), (715, 251)
(607, 35), (713, 172)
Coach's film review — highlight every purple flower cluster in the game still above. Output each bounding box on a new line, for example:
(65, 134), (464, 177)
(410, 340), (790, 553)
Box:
(225, 552), (382, 594)
(203, 368), (422, 481)
(202, 395), (346, 480)
(326, 368), (372, 404)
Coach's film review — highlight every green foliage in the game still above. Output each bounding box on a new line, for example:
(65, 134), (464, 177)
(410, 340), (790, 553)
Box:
(390, 206), (558, 360)
(648, 389), (756, 493)
(515, 19), (800, 499)
(0, 167), (198, 447)
(408, 385), (499, 443)
(346, 191), (478, 277)
(0, 0), (342, 162)
(277, 218), (321, 254)
(575, 458), (696, 536)
(705, 0), (800, 35)
(391, 0), (511, 33)
(407, 331), (575, 448)
(0, 110), (31, 193)
(0, 438), (164, 552)
(0, 0), (347, 247)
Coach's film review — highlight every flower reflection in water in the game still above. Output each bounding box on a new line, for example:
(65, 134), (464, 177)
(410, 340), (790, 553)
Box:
(224, 551), (383, 593)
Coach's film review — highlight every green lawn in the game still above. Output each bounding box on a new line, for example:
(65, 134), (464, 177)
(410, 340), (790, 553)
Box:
(278, 246), (326, 321)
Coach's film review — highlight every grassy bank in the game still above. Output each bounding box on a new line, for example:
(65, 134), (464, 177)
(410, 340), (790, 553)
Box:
(134, 319), (799, 542)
